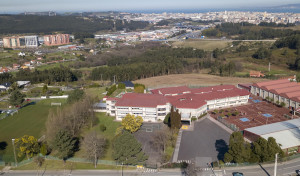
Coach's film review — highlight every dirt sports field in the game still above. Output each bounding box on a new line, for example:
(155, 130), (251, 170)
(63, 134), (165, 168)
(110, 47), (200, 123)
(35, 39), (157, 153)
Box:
(134, 74), (267, 88)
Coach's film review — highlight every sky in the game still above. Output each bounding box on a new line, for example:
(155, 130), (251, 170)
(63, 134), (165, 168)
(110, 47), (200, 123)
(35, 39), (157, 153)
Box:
(0, 0), (299, 13)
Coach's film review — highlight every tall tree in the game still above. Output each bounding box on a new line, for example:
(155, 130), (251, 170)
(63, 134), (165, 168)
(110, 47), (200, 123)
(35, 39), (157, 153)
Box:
(224, 132), (251, 163)
(9, 90), (25, 106)
(151, 126), (170, 154)
(170, 107), (182, 129)
(51, 130), (77, 160)
(82, 131), (106, 168)
(121, 114), (143, 133)
(113, 131), (148, 165)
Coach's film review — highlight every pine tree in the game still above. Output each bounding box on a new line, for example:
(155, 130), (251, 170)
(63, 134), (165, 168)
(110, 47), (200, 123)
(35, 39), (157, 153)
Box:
(113, 131), (148, 165)
(52, 130), (77, 160)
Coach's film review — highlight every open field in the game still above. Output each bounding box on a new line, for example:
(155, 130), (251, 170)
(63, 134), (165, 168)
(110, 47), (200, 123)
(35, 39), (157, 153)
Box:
(0, 99), (67, 162)
(134, 74), (268, 88)
(172, 40), (231, 50)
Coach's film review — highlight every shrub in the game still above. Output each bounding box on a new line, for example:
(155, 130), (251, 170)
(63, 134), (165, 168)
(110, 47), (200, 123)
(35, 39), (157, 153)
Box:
(191, 117), (197, 122)
(227, 113), (232, 117)
(280, 102), (286, 107)
(106, 85), (117, 96)
(198, 113), (207, 119)
(99, 124), (106, 132)
(163, 113), (170, 125)
(118, 83), (126, 89)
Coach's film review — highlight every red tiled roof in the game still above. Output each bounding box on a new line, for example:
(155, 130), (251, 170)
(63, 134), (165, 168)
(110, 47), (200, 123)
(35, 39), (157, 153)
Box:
(253, 79), (290, 88)
(191, 85), (235, 94)
(280, 91), (300, 99)
(271, 85), (300, 95)
(261, 82), (298, 91)
(106, 97), (119, 101)
(115, 93), (168, 108)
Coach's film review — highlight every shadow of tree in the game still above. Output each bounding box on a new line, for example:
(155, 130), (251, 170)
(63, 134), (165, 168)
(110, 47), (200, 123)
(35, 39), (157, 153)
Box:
(0, 141), (7, 151)
(215, 139), (228, 161)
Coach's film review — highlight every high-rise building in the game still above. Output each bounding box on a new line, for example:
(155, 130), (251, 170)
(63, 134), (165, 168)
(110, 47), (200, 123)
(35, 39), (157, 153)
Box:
(3, 36), (39, 48)
(43, 34), (70, 46)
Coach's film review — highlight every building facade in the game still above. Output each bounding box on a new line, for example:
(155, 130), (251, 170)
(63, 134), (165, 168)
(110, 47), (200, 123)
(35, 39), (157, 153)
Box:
(3, 36), (39, 48)
(44, 34), (70, 46)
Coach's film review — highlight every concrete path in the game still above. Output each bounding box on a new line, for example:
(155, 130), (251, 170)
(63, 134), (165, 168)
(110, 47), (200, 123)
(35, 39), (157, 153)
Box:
(172, 129), (183, 163)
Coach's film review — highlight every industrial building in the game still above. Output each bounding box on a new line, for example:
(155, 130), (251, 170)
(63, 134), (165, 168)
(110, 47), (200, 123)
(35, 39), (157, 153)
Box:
(106, 85), (250, 122)
(244, 119), (300, 154)
(251, 78), (300, 110)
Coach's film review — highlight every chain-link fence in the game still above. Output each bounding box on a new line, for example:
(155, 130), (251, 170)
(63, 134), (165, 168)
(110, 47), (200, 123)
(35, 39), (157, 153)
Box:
(216, 116), (240, 131)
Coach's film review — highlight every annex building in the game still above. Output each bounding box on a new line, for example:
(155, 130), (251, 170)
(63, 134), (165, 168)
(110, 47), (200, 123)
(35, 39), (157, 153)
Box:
(244, 118), (300, 154)
(251, 78), (300, 110)
(106, 85), (250, 122)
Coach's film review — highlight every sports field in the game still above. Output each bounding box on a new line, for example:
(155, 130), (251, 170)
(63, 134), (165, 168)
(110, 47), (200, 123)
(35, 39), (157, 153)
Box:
(0, 99), (66, 162)
(134, 73), (267, 88)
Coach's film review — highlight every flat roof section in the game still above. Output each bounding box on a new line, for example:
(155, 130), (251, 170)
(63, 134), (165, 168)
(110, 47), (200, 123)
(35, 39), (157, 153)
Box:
(244, 118), (300, 136)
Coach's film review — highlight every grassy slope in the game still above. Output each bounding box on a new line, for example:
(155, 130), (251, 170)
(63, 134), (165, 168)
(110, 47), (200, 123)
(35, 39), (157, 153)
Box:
(0, 99), (67, 162)
(74, 113), (121, 161)
(172, 40), (231, 51)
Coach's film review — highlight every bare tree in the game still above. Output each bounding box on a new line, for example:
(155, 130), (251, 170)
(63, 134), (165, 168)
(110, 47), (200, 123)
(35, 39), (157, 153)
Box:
(82, 130), (106, 168)
(151, 126), (170, 154)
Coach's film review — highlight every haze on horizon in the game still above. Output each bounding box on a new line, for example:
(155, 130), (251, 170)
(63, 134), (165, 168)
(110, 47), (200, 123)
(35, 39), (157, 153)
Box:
(0, 0), (299, 13)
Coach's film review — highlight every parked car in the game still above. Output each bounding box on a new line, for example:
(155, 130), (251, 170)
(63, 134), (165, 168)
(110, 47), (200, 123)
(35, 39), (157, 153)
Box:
(233, 172), (244, 176)
(296, 169), (300, 175)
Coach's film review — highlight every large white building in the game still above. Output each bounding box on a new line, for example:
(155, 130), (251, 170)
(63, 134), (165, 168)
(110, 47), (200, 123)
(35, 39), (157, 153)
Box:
(106, 85), (250, 122)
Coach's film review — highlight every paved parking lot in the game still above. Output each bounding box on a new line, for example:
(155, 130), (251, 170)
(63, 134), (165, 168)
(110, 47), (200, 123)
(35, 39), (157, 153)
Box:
(177, 118), (231, 166)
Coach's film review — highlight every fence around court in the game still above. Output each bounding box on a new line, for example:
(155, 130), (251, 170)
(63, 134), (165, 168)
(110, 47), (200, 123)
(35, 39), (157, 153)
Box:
(216, 116), (240, 132)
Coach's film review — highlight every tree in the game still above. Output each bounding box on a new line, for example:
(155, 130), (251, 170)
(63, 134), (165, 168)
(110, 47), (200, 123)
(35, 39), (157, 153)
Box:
(113, 131), (148, 165)
(121, 114), (143, 133)
(40, 143), (48, 156)
(42, 85), (48, 95)
(151, 126), (170, 154)
(82, 131), (106, 168)
(51, 130), (77, 160)
(252, 47), (271, 59)
(67, 89), (85, 103)
(213, 48), (222, 58)
(297, 72), (300, 82)
(15, 135), (39, 159)
(224, 132), (251, 163)
(170, 107), (182, 129)
(9, 90), (26, 106)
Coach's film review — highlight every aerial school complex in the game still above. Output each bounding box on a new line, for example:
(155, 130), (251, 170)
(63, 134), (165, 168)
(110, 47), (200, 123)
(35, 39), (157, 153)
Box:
(105, 77), (300, 154)
(106, 85), (250, 122)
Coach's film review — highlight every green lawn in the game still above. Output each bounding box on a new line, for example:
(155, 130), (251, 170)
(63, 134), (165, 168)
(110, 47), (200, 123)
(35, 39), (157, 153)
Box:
(13, 159), (134, 170)
(172, 40), (231, 51)
(75, 113), (121, 161)
(0, 99), (67, 162)
(84, 87), (106, 99)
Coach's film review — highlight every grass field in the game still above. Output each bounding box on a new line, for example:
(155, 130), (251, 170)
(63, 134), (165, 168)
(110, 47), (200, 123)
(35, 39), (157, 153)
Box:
(0, 99), (67, 162)
(13, 159), (134, 170)
(172, 40), (231, 51)
(134, 73), (268, 88)
(75, 113), (121, 161)
(84, 87), (106, 99)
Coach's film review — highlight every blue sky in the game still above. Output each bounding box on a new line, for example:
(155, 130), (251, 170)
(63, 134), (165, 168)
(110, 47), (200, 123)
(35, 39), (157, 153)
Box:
(0, 0), (299, 13)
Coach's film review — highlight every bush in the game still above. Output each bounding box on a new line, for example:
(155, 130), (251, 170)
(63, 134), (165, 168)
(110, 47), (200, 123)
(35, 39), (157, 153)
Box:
(99, 124), (106, 132)
(106, 85), (117, 96)
(191, 117), (197, 122)
(118, 83), (126, 89)
(280, 102), (286, 107)
(198, 113), (207, 119)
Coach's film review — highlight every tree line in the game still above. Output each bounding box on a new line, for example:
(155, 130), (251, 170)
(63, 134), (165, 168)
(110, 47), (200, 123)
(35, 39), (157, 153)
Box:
(0, 67), (80, 85)
(202, 22), (299, 40)
(224, 132), (284, 164)
(90, 47), (211, 82)
(0, 15), (149, 34)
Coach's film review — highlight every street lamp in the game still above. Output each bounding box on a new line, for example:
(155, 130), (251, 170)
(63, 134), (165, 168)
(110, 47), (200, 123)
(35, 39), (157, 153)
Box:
(274, 153), (279, 176)
(11, 139), (17, 167)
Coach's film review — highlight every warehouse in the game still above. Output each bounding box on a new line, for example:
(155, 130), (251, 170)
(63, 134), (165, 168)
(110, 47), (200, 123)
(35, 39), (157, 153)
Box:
(244, 119), (300, 154)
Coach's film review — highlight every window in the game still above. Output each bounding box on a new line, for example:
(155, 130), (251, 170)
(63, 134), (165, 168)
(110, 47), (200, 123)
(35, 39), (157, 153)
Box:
(158, 108), (166, 111)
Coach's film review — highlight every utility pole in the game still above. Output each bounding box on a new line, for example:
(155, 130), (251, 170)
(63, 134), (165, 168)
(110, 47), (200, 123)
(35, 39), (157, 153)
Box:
(274, 153), (278, 176)
(113, 75), (116, 85)
(12, 139), (17, 167)
(268, 62), (271, 72)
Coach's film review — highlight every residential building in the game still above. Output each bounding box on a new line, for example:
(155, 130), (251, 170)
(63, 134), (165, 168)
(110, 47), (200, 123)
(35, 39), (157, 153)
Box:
(250, 71), (265, 77)
(3, 36), (39, 48)
(44, 34), (70, 46)
(106, 85), (250, 122)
